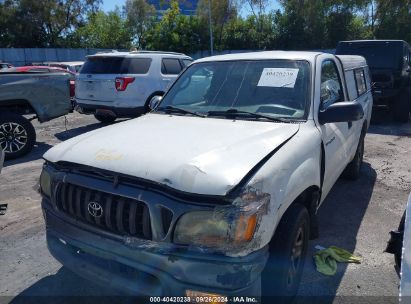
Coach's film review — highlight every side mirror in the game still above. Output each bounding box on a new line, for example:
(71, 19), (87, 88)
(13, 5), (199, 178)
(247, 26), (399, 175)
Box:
(319, 101), (364, 125)
(148, 95), (162, 110)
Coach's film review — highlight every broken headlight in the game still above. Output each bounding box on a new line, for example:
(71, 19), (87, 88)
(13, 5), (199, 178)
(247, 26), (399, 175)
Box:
(40, 167), (52, 198)
(173, 187), (270, 248)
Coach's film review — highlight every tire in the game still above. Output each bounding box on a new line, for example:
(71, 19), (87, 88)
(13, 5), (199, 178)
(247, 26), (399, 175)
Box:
(392, 92), (410, 123)
(343, 133), (364, 180)
(0, 112), (36, 160)
(261, 204), (310, 301)
(94, 113), (116, 124)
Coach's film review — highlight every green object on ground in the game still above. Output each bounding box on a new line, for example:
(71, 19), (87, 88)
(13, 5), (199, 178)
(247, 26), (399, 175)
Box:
(314, 246), (361, 276)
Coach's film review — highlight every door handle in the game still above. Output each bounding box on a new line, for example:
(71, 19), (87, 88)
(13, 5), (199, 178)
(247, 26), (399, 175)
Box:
(348, 121), (352, 129)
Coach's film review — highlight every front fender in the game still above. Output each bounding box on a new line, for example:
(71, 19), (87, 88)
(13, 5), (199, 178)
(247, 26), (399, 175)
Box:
(241, 122), (322, 255)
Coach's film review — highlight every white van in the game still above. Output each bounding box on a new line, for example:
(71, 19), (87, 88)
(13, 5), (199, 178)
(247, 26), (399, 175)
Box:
(75, 51), (193, 123)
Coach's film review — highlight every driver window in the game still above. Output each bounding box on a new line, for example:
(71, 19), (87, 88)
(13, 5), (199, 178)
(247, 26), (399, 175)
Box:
(320, 60), (344, 109)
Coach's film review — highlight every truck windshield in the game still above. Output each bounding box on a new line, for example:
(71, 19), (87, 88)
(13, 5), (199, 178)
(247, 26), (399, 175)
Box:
(156, 60), (310, 121)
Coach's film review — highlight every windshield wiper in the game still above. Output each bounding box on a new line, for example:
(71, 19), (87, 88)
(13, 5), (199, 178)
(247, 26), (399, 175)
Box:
(207, 109), (290, 122)
(156, 105), (206, 118)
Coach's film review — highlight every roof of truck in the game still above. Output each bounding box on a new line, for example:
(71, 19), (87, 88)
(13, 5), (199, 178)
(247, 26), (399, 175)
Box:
(336, 55), (368, 70)
(196, 51), (323, 63)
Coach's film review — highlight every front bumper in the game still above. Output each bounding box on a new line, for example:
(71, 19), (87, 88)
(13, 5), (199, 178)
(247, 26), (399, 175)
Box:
(43, 200), (267, 297)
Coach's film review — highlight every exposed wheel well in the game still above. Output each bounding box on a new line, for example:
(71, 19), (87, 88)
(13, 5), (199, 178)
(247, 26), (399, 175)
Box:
(289, 186), (321, 240)
(0, 99), (35, 116)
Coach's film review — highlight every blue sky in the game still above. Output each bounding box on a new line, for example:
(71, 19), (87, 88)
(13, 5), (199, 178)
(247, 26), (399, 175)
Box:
(102, 0), (126, 11)
(102, 0), (280, 15)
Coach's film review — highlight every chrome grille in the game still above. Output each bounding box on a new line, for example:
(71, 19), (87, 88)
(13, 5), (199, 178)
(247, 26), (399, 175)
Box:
(56, 183), (152, 239)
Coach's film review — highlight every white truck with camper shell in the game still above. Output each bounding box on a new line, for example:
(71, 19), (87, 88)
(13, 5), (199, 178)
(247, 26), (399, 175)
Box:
(40, 51), (372, 298)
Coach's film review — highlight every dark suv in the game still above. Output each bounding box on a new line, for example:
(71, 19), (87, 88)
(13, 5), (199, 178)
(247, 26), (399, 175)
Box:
(336, 40), (411, 122)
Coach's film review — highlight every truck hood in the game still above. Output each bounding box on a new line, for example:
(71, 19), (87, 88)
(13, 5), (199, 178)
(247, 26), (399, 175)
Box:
(44, 114), (299, 196)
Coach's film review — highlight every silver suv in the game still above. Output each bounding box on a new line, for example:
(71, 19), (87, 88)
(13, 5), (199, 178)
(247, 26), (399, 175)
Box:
(75, 51), (192, 123)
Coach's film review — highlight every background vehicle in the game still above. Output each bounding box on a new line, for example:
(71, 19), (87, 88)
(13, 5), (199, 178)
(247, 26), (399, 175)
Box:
(386, 193), (411, 300)
(0, 72), (71, 159)
(75, 50), (192, 123)
(3, 66), (76, 100)
(336, 40), (411, 122)
(0, 62), (13, 70)
(40, 51), (371, 298)
(45, 61), (84, 74)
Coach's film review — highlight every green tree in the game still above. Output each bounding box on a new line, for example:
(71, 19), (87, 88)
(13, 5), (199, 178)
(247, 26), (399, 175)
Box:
(124, 0), (156, 49)
(374, 0), (411, 43)
(197, 0), (238, 50)
(73, 9), (131, 49)
(0, 0), (102, 47)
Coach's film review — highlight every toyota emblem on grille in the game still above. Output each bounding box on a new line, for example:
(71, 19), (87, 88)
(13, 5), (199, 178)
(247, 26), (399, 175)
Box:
(88, 201), (103, 218)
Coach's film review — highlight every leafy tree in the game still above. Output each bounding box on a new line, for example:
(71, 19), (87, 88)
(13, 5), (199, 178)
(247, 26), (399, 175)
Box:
(197, 0), (238, 50)
(374, 0), (411, 43)
(0, 0), (101, 47)
(124, 0), (156, 49)
(72, 9), (131, 49)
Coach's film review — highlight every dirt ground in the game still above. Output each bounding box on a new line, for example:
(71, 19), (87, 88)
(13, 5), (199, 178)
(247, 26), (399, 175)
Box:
(0, 110), (410, 303)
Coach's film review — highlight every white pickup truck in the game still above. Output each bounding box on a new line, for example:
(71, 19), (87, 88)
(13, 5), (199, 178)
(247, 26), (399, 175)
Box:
(40, 51), (372, 298)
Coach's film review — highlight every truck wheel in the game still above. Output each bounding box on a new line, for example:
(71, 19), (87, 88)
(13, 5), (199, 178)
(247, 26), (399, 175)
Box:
(94, 113), (116, 124)
(343, 134), (364, 180)
(261, 204), (309, 300)
(0, 113), (36, 160)
(392, 93), (410, 123)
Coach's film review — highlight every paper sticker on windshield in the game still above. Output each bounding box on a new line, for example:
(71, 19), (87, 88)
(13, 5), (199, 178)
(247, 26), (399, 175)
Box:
(257, 68), (299, 88)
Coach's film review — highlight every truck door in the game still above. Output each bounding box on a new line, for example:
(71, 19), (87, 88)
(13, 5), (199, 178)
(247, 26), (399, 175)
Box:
(317, 59), (351, 197)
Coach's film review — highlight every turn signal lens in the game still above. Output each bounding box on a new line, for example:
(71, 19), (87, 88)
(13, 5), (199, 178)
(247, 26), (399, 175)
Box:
(235, 214), (257, 242)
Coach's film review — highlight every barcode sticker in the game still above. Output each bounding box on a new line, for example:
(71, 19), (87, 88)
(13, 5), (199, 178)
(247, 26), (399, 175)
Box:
(257, 68), (299, 88)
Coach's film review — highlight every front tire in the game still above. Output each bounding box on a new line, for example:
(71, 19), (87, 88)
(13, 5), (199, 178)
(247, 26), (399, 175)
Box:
(261, 204), (310, 300)
(0, 113), (36, 160)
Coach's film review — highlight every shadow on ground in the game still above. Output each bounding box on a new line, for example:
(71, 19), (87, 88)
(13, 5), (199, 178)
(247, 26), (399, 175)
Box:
(54, 122), (103, 141)
(4, 142), (52, 167)
(9, 267), (127, 304)
(296, 162), (378, 303)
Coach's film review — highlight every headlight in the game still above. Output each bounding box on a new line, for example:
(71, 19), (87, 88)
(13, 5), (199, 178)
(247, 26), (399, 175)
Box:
(40, 168), (52, 198)
(174, 187), (270, 249)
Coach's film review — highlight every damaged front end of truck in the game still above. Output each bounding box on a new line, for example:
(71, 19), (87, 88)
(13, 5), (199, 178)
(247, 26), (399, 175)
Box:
(40, 161), (274, 297)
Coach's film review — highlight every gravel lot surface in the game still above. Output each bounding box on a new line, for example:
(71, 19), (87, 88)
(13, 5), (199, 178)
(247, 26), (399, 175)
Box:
(0, 110), (410, 303)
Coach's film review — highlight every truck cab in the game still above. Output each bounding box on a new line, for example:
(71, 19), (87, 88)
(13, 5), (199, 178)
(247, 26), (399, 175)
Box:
(40, 51), (372, 298)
